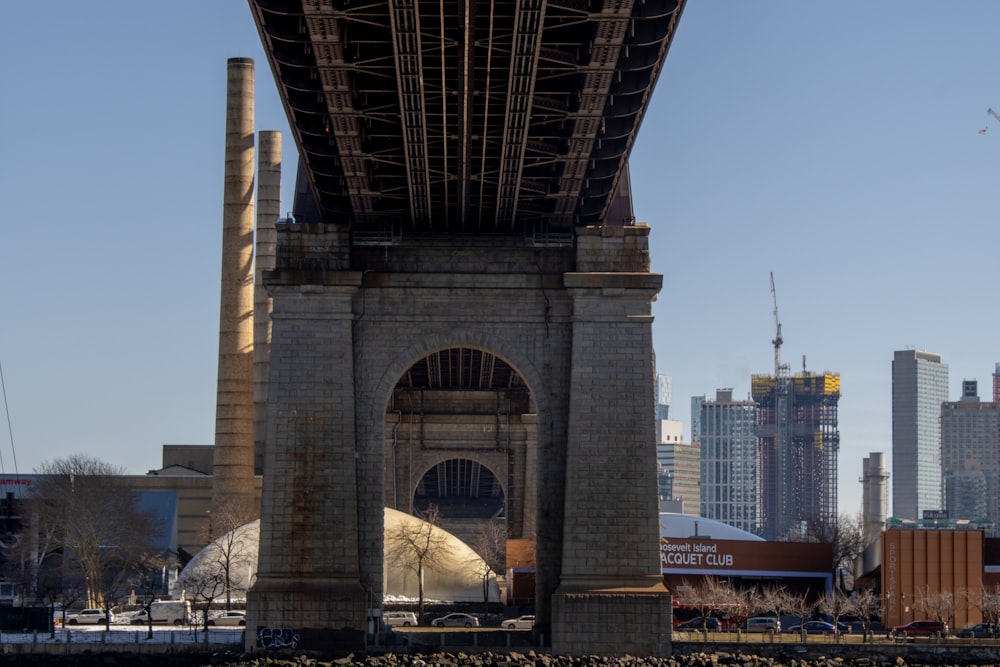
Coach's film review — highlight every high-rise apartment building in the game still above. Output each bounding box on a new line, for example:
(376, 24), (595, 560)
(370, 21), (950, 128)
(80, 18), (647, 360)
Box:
(656, 374), (671, 420)
(654, 376), (699, 515)
(699, 389), (758, 535)
(891, 349), (948, 520)
(654, 374), (680, 451)
(690, 395), (703, 444)
(657, 440), (701, 515)
(752, 370), (840, 540)
(941, 373), (1000, 533)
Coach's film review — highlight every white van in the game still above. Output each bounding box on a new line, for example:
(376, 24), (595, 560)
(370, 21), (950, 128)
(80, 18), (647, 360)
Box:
(746, 616), (780, 632)
(130, 600), (191, 626)
(384, 611), (418, 627)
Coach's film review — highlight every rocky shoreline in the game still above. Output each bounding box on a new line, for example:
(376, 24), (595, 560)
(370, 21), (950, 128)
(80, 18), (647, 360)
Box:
(6, 649), (1000, 667)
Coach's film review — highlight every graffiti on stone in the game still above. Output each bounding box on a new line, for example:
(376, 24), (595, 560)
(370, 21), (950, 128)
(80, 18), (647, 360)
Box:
(257, 627), (300, 649)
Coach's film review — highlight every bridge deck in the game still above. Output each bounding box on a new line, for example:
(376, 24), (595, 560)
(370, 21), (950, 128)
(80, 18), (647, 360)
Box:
(250, 0), (685, 237)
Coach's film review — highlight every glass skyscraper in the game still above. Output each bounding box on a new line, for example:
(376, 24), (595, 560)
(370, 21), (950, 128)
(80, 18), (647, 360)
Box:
(698, 389), (759, 535)
(891, 349), (948, 520)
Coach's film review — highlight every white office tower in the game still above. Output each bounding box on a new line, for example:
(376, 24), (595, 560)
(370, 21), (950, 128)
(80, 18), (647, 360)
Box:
(891, 350), (948, 520)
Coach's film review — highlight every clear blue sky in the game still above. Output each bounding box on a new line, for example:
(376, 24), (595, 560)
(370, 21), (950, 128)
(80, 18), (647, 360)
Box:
(2, 2), (999, 519)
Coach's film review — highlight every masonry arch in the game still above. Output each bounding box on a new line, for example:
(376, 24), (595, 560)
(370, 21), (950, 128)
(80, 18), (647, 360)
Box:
(412, 457), (506, 517)
(250, 223), (666, 654)
(383, 345), (538, 547)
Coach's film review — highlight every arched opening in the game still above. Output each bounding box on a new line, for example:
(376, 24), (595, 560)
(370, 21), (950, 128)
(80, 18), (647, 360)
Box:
(384, 346), (538, 588)
(413, 458), (505, 519)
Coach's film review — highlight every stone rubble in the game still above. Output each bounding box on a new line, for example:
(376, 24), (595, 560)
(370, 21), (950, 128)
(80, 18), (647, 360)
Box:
(5, 651), (1000, 667)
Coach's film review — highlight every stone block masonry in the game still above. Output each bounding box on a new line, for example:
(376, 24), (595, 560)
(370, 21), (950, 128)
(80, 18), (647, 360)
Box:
(248, 222), (667, 655)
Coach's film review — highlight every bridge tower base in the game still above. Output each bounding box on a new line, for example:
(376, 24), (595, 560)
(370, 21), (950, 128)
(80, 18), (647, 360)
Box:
(246, 223), (668, 656)
(553, 591), (671, 656)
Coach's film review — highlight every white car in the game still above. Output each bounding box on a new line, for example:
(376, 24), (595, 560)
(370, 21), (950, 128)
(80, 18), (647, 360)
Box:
(430, 612), (479, 628)
(504, 615), (534, 630)
(384, 611), (419, 627)
(207, 610), (246, 626)
(65, 608), (111, 625)
(746, 616), (780, 632)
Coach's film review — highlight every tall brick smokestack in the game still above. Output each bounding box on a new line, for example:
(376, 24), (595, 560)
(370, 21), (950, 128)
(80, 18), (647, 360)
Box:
(213, 57), (256, 519)
(253, 131), (280, 475)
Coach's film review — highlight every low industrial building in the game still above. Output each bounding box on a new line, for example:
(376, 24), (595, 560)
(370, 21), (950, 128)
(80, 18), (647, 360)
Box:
(856, 524), (1000, 630)
(659, 513), (834, 598)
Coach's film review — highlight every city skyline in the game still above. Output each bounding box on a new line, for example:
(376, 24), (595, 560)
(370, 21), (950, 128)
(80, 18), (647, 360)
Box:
(4, 3), (1000, 525)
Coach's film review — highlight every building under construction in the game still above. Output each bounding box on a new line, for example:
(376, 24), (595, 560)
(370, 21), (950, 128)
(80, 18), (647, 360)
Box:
(752, 274), (840, 541)
(752, 369), (841, 541)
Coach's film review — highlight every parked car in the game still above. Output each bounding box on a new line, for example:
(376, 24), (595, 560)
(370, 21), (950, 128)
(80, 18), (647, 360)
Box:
(813, 617), (851, 634)
(956, 623), (999, 638)
(504, 615), (535, 630)
(430, 612), (480, 628)
(892, 619), (947, 637)
(206, 610), (246, 627)
(65, 609), (111, 625)
(384, 611), (419, 627)
(746, 616), (780, 632)
(129, 600), (191, 626)
(784, 621), (837, 635)
(676, 617), (721, 631)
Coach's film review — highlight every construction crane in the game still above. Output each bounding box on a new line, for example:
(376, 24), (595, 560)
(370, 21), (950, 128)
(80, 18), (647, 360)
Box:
(981, 108), (1000, 134)
(770, 272), (783, 376)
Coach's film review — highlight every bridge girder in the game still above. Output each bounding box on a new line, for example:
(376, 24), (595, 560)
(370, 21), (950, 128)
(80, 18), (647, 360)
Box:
(250, 0), (684, 236)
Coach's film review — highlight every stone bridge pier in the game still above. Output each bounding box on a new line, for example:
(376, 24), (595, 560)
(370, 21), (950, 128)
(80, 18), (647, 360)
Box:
(246, 222), (670, 656)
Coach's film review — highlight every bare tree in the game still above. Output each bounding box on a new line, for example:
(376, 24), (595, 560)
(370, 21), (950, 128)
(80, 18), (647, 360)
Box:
(740, 587), (763, 633)
(30, 455), (162, 627)
(202, 496), (259, 610)
(0, 500), (59, 605)
(183, 566), (228, 640)
(914, 586), (955, 634)
(782, 589), (814, 640)
(129, 551), (171, 639)
(32, 560), (68, 638)
(798, 511), (864, 590)
(468, 519), (506, 618)
(53, 578), (86, 630)
(818, 588), (852, 641)
(678, 577), (741, 635)
(385, 504), (451, 619)
(756, 585), (785, 623)
(972, 585), (1000, 633)
(832, 512), (865, 588)
(848, 588), (881, 641)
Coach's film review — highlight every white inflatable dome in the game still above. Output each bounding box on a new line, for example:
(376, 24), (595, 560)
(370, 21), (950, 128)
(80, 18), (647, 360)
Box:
(659, 512), (765, 541)
(176, 508), (500, 603)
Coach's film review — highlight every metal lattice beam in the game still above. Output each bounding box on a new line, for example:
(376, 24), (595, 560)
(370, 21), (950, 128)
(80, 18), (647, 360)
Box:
(249, 0), (686, 236)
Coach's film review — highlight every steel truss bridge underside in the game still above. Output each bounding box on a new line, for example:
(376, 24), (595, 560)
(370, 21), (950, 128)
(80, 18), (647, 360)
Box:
(249, 0), (685, 239)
